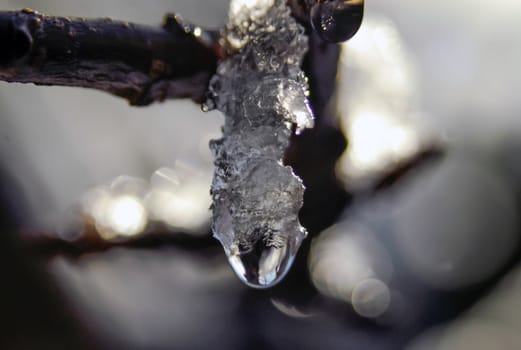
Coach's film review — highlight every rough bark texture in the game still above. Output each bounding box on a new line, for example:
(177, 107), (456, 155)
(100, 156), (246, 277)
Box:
(0, 9), (218, 105)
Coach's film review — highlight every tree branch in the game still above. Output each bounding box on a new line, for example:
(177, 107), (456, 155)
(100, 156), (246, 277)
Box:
(0, 9), (218, 105)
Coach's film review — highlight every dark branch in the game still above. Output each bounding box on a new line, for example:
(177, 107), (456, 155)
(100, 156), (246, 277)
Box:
(22, 226), (217, 259)
(287, 0), (313, 23)
(0, 9), (218, 105)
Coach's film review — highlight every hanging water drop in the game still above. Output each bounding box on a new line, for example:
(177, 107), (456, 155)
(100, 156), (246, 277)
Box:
(310, 0), (364, 43)
(226, 232), (305, 288)
(201, 91), (217, 112)
(211, 157), (308, 289)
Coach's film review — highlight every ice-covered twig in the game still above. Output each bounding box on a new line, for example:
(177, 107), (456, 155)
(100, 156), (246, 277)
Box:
(0, 9), (217, 105)
(206, 0), (314, 288)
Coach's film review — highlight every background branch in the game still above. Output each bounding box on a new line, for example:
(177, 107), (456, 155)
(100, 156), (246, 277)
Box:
(0, 9), (218, 105)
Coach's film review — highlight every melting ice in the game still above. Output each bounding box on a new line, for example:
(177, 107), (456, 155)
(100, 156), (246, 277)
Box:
(206, 0), (314, 288)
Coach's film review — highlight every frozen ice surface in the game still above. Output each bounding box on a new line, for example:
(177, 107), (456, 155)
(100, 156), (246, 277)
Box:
(206, 0), (313, 288)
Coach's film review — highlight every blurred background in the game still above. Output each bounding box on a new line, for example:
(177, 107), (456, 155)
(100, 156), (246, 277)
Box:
(1, 0), (521, 349)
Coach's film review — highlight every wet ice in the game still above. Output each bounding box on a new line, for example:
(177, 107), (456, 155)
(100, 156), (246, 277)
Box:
(206, 0), (313, 288)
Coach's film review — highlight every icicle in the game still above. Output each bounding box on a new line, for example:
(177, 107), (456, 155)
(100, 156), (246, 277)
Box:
(205, 0), (314, 288)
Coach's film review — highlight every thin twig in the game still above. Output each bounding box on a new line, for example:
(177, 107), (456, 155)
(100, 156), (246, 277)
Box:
(21, 225), (217, 259)
(0, 9), (218, 105)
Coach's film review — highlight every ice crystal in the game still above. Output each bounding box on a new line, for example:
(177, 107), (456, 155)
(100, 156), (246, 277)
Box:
(205, 0), (314, 288)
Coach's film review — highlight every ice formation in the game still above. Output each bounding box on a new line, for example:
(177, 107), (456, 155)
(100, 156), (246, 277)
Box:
(205, 0), (314, 288)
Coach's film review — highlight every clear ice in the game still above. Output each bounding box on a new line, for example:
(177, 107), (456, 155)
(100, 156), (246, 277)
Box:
(206, 0), (314, 288)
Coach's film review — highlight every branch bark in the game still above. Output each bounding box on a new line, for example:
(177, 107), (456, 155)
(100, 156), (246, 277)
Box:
(0, 9), (218, 105)
(0, 3), (348, 247)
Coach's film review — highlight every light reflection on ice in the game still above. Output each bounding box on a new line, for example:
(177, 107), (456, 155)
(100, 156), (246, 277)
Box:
(227, 0), (276, 48)
(229, 0), (275, 23)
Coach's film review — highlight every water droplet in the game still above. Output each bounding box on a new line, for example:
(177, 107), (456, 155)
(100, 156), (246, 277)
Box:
(226, 233), (303, 288)
(310, 0), (364, 43)
(201, 95), (216, 112)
